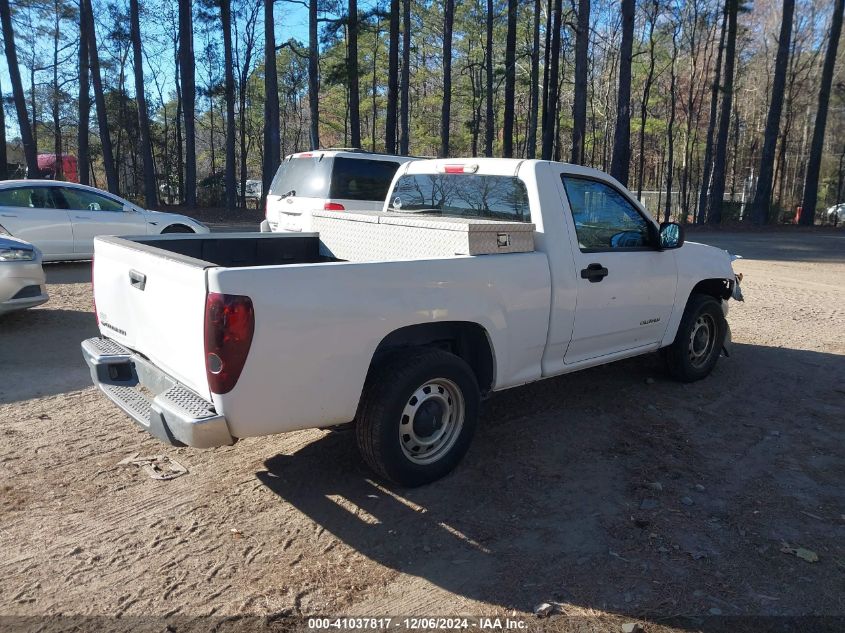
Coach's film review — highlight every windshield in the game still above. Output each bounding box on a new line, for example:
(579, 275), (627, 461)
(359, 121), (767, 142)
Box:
(269, 156), (333, 198)
(389, 174), (531, 222)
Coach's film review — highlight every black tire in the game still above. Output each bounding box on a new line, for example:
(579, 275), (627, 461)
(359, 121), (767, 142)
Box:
(161, 224), (194, 234)
(355, 349), (480, 487)
(664, 293), (727, 383)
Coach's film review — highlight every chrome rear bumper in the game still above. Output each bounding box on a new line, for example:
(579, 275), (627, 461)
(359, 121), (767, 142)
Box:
(81, 337), (234, 448)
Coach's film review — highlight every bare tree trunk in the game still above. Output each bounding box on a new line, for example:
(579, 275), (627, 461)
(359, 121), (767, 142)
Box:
(502, 0), (517, 157)
(0, 79), (7, 179)
(526, 0), (541, 159)
(800, 0), (844, 225)
(750, 0), (794, 224)
(610, 0), (634, 186)
(349, 0), (361, 149)
(399, 0), (410, 155)
(706, 0), (739, 224)
(838, 143), (845, 206)
(385, 0), (399, 153)
(78, 12), (90, 186)
(370, 20), (378, 152)
(541, 0), (562, 160)
(484, 0), (494, 157)
(664, 23), (679, 223)
(308, 0), (319, 149)
(82, 0), (118, 192)
(697, 3), (727, 223)
(0, 0), (38, 176)
(179, 0), (196, 207)
(130, 0), (157, 206)
(440, 0), (454, 157)
(636, 0), (658, 199)
(541, 0), (552, 158)
(263, 0), (280, 203)
(222, 0), (236, 210)
(52, 0), (63, 180)
(571, 0), (590, 164)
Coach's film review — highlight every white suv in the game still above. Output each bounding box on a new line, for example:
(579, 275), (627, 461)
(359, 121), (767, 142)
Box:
(261, 150), (416, 233)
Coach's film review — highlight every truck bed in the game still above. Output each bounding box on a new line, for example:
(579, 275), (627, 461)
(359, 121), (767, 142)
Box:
(128, 232), (337, 268)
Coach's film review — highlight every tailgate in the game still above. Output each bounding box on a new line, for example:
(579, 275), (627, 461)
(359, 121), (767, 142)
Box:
(92, 237), (211, 399)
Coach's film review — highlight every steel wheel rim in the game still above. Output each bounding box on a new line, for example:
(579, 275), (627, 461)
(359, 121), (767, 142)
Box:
(399, 378), (465, 465)
(688, 313), (717, 369)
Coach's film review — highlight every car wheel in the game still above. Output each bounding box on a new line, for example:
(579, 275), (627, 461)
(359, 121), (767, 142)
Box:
(161, 224), (194, 234)
(355, 349), (480, 487)
(664, 294), (727, 383)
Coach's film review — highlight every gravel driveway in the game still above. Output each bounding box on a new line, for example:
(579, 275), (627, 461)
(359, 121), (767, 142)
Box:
(1, 229), (843, 631)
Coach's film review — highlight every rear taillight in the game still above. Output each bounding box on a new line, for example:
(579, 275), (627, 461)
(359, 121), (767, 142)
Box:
(204, 292), (255, 394)
(323, 202), (345, 211)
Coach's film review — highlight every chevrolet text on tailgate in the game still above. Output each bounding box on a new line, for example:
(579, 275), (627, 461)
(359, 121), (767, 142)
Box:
(82, 158), (744, 486)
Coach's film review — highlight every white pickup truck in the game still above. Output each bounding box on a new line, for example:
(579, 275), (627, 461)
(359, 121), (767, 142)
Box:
(82, 158), (743, 486)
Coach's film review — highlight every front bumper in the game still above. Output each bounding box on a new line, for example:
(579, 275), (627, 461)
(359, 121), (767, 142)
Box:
(81, 337), (234, 448)
(0, 259), (48, 314)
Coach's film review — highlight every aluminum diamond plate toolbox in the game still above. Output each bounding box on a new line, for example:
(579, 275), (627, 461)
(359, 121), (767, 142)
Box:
(313, 210), (388, 260)
(313, 210), (535, 260)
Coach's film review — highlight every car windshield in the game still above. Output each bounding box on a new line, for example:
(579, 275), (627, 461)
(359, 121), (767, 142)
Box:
(389, 174), (531, 222)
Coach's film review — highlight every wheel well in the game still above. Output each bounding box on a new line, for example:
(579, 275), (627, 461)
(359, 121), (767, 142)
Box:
(161, 224), (194, 234)
(690, 278), (732, 302)
(370, 322), (495, 394)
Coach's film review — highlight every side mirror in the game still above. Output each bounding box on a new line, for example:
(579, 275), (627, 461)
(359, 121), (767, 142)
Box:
(659, 221), (685, 250)
(123, 204), (135, 214)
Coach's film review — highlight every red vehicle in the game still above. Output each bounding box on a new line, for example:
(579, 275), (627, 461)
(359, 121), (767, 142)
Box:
(34, 154), (79, 183)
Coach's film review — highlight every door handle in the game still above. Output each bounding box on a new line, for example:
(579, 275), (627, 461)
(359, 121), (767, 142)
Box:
(74, 215), (92, 219)
(580, 263), (609, 283)
(1, 213), (17, 217)
(128, 269), (146, 291)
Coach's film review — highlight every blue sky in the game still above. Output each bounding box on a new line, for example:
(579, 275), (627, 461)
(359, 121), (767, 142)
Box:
(0, 0), (333, 138)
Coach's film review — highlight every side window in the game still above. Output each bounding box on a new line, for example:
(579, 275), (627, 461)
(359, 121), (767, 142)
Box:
(561, 176), (652, 250)
(60, 188), (124, 212)
(330, 157), (402, 201)
(0, 187), (64, 210)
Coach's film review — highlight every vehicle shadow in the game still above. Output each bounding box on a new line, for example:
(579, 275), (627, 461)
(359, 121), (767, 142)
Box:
(43, 261), (92, 285)
(257, 343), (844, 621)
(0, 307), (98, 403)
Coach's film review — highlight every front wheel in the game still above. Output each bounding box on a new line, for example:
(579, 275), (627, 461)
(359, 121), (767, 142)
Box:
(355, 349), (480, 487)
(664, 294), (727, 382)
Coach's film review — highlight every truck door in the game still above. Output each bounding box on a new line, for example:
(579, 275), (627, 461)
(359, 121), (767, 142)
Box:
(558, 175), (677, 364)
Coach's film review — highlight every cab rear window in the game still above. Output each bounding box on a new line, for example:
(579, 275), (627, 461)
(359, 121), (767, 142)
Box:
(389, 174), (531, 222)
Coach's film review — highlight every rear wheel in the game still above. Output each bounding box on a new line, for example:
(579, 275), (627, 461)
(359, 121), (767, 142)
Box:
(161, 224), (194, 234)
(664, 294), (726, 382)
(355, 349), (479, 487)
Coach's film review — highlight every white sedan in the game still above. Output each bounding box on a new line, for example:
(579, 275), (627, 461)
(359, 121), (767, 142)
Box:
(0, 180), (209, 261)
(0, 235), (48, 315)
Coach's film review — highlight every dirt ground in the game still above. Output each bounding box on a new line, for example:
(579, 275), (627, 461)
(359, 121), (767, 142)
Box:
(0, 229), (843, 632)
